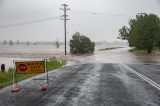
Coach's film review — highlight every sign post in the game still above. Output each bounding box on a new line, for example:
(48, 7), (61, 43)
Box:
(11, 60), (47, 92)
(11, 60), (20, 92)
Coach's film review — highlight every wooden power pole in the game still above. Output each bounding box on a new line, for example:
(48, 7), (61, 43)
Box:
(60, 4), (70, 55)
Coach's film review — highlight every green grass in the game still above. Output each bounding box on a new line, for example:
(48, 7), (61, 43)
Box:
(0, 59), (66, 89)
(99, 47), (124, 51)
(129, 48), (160, 54)
(154, 47), (160, 53)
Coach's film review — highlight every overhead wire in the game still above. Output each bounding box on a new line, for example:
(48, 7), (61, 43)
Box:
(70, 10), (134, 18)
(25, 0), (44, 9)
(0, 9), (134, 29)
(0, 0), (61, 28)
(0, 0), (136, 29)
(0, 6), (59, 20)
(0, 15), (60, 28)
(10, 0), (32, 13)
(0, 0), (59, 20)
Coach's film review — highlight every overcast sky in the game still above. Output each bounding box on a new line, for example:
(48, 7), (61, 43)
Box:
(0, 0), (160, 42)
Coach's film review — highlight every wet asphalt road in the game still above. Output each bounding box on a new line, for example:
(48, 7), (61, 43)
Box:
(0, 63), (160, 106)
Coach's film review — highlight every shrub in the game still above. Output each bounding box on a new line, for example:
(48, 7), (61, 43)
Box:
(70, 32), (95, 54)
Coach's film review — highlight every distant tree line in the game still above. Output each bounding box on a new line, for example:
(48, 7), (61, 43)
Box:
(118, 13), (160, 53)
(1, 40), (62, 47)
(2, 40), (14, 45)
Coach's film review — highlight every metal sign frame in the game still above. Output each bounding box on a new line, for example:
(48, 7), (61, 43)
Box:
(12, 59), (48, 92)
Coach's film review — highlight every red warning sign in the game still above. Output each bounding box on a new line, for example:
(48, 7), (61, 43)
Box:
(15, 61), (45, 74)
(18, 64), (27, 71)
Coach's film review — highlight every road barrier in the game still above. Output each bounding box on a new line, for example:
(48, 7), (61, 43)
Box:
(11, 59), (48, 92)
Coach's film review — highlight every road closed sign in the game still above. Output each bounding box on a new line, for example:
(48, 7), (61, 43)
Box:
(15, 61), (45, 74)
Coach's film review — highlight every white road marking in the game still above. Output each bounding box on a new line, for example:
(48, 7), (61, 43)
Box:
(122, 64), (160, 90)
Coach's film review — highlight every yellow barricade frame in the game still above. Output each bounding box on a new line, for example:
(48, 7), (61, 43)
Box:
(12, 59), (48, 92)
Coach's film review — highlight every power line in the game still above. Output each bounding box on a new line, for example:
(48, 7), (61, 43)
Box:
(0, 6), (59, 20)
(0, 16), (60, 28)
(60, 4), (70, 55)
(0, 0), (60, 19)
(24, 0), (44, 9)
(9, 0), (32, 13)
(70, 10), (134, 18)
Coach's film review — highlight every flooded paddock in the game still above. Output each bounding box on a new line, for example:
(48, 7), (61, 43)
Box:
(1, 44), (160, 70)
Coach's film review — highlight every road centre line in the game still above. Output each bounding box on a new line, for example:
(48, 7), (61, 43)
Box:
(122, 64), (160, 90)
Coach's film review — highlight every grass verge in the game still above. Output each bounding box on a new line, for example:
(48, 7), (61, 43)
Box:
(99, 47), (124, 51)
(0, 59), (66, 89)
(129, 48), (160, 54)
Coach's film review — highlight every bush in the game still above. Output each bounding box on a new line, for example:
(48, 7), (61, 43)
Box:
(70, 32), (95, 54)
(118, 13), (160, 54)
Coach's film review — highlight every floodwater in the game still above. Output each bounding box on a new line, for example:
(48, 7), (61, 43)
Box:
(73, 47), (160, 65)
(0, 44), (160, 70)
(0, 45), (67, 69)
(0, 45), (65, 54)
(0, 44), (124, 54)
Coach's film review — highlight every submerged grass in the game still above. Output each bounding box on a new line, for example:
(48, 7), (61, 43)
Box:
(0, 59), (66, 89)
(99, 47), (124, 51)
(129, 48), (160, 54)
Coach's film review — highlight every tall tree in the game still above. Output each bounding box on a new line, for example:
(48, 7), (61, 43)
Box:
(9, 40), (13, 45)
(16, 40), (19, 45)
(26, 41), (29, 46)
(55, 39), (60, 48)
(118, 13), (160, 53)
(3, 40), (7, 45)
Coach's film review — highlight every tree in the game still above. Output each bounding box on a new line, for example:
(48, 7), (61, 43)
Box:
(55, 39), (60, 48)
(26, 41), (29, 46)
(16, 40), (19, 45)
(34, 42), (37, 45)
(118, 13), (160, 53)
(9, 40), (13, 45)
(3, 40), (7, 45)
(70, 32), (95, 54)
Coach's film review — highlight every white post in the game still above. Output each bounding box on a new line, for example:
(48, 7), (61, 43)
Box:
(12, 60), (15, 88)
(44, 59), (47, 88)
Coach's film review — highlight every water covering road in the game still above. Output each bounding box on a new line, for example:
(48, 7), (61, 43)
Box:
(0, 48), (160, 106)
(72, 47), (160, 65)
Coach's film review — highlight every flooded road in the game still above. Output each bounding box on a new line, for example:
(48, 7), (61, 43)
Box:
(72, 47), (160, 65)
(1, 46), (160, 69)
(1, 47), (160, 106)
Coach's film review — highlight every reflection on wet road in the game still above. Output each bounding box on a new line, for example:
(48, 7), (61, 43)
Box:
(0, 63), (160, 106)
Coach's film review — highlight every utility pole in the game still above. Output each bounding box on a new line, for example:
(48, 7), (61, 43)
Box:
(60, 4), (70, 55)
